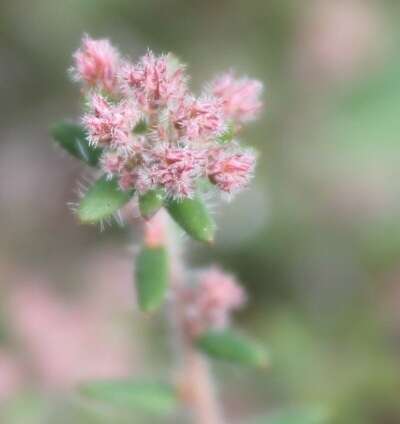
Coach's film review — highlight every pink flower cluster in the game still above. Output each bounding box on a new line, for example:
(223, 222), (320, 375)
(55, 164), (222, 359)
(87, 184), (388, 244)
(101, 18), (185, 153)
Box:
(211, 71), (263, 123)
(82, 94), (138, 152)
(120, 51), (187, 111)
(182, 266), (246, 336)
(71, 34), (120, 93)
(71, 35), (262, 199)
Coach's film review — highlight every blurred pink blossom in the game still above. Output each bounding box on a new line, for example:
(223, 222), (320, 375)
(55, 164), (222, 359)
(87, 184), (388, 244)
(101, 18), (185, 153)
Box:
(71, 34), (120, 93)
(295, 0), (383, 82)
(211, 71), (263, 123)
(183, 266), (246, 336)
(9, 282), (133, 389)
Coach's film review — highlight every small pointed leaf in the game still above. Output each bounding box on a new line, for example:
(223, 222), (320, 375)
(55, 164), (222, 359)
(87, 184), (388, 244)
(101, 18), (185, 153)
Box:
(196, 329), (268, 367)
(166, 196), (215, 243)
(139, 189), (165, 220)
(217, 122), (236, 144)
(79, 380), (177, 414)
(133, 119), (148, 134)
(51, 121), (101, 166)
(136, 246), (168, 311)
(78, 176), (134, 224)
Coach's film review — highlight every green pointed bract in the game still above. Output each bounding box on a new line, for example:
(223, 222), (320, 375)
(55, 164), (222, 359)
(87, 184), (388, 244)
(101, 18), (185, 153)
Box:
(135, 246), (169, 312)
(217, 122), (236, 144)
(79, 380), (177, 415)
(51, 121), (102, 167)
(165, 196), (215, 243)
(77, 176), (134, 224)
(196, 329), (268, 368)
(139, 189), (165, 220)
(133, 118), (148, 134)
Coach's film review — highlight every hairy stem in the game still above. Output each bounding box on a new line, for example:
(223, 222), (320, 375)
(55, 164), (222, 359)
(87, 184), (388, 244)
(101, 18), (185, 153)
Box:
(164, 214), (224, 424)
(180, 343), (224, 424)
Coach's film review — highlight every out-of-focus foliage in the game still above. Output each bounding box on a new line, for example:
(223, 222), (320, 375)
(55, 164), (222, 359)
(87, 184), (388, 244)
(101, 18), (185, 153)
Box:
(51, 121), (102, 167)
(135, 246), (168, 312)
(79, 380), (178, 414)
(196, 329), (268, 368)
(1, 0), (400, 422)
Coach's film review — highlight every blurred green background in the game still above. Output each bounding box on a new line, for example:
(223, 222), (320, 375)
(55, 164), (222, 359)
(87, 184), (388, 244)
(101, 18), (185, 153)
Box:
(1, 0), (400, 423)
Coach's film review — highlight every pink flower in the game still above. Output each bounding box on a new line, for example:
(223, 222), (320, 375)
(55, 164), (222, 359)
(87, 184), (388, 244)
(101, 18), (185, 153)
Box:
(172, 96), (225, 141)
(9, 283), (134, 389)
(119, 169), (137, 191)
(211, 71), (263, 123)
(115, 143), (207, 197)
(150, 145), (207, 198)
(120, 52), (187, 111)
(82, 94), (139, 152)
(183, 266), (246, 335)
(101, 151), (125, 177)
(120, 168), (149, 195)
(207, 148), (256, 194)
(71, 34), (120, 93)
(118, 167), (153, 193)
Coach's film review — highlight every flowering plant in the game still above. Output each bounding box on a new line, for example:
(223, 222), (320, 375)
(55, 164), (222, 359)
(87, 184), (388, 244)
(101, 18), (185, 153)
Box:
(51, 34), (266, 423)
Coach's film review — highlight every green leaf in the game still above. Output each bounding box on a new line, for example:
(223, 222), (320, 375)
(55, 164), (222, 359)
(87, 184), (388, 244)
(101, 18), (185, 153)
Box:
(77, 176), (134, 224)
(166, 196), (215, 243)
(249, 406), (329, 424)
(139, 189), (165, 220)
(79, 380), (177, 415)
(217, 122), (236, 144)
(135, 246), (169, 312)
(196, 329), (268, 367)
(133, 119), (148, 134)
(51, 121), (102, 167)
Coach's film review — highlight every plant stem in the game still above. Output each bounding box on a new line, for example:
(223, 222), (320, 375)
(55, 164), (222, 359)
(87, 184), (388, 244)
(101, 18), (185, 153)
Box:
(164, 213), (224, 424)
(180, 343), (224, 424)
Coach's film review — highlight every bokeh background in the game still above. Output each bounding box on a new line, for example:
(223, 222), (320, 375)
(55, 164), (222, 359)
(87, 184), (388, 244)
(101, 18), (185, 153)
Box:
(1, 0), (400, 422)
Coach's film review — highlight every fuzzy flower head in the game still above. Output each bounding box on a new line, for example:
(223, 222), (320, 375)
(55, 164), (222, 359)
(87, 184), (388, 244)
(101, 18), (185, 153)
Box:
(183, 266), (247, 335)
(72, 35), (263, 200)
(211, 71), (263, 123)
(100, 151), (125, 178)
(171, 95), (225, 141)
(71, 34), (120, 93)
(120, 52), (187, 112)
(149, 144), (208, 198)
(82, 93), (139, 153)
(207, 147), (256, 194)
